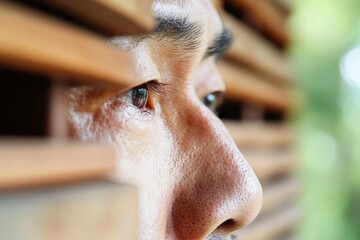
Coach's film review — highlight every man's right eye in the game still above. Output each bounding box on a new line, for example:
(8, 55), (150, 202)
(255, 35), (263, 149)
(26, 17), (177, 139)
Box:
(202, 91), (225, 114)
(119, 84), (149, 109)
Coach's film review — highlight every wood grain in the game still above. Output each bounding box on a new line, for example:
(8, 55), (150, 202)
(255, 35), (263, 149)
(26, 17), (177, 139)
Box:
(222, 12), (292, 84)
(0, 140), (116, 190)
(43, 0), (155, 35)
(233, 206), (301, 240)
(226, 0), (289, 46)
(261, 178), (301, 216)
(0, 1), (138, 88)
(0, 181), (138, 240)
(218, 60), (292, 111)
(224, 121), (293, 148)
(243, 149), (297, 182)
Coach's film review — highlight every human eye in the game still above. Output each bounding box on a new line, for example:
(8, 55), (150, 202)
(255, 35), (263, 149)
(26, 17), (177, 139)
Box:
(119, 84), (149, 109)
(118, 81), (166, 110)
(202, 91), (225, 114)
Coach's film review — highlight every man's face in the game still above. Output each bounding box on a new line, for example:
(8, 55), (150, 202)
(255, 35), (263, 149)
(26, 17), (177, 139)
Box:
(66, 0), (262, 239)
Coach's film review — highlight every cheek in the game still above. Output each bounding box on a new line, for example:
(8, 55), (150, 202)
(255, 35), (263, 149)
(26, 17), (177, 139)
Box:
(95, 103), (174, 182)
(69, 97), (164, 160)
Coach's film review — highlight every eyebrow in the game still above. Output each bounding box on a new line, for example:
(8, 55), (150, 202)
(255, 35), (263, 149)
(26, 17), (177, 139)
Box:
(154, 15), (203, 53)
(153, 15), (232, 59)
(205, 28), (232, 59)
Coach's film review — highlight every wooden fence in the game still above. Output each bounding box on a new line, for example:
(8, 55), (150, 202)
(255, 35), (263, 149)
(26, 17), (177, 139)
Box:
(0, 1), (299, 239)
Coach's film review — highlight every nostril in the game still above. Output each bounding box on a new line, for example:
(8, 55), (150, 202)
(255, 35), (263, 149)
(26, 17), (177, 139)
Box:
(207, 219), (238, 239)
(219, 218), (236, 229)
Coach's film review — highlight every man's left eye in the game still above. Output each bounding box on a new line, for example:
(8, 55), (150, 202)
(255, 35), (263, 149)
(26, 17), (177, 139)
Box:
(119, 84), (149, 109)
(203, 92), (224, 113)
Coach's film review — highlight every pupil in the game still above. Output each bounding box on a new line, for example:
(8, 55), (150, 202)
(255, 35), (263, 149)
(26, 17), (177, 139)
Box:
(131, 86), (148, 108)
(204, 93), (217, 112)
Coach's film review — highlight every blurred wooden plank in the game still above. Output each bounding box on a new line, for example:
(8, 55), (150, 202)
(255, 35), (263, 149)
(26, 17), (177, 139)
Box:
(233, 206), (301, 240)
(224, 121), (293, 148)
(0, 141), (116, 190)
(222, 12), (292, 84)
(212, 0), (224, 11)
(47, 80), (68, 138)
(218, 60), (291, 111)
(0, 1), (138, 88)
(0, 181), (138, 240)
(281, 235), (299, 240)
(226, 0), (289, 45)
(243, 150), (297, 182)
(273, 0), (292, 12)
(43, 0), (154, 35)
(261, 178), (301, 216)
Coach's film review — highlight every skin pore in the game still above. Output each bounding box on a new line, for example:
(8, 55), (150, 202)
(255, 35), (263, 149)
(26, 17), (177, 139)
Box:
(66, 1), (263, 239)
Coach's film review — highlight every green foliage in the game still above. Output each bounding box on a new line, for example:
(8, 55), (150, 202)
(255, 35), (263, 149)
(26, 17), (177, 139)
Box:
(290, 0), (360, 239)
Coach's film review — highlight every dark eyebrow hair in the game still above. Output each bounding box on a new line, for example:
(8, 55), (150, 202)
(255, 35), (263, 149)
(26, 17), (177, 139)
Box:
(153, 15), (203, 53)
(152, 15), (231, 60)
(205, 28), (232, 59)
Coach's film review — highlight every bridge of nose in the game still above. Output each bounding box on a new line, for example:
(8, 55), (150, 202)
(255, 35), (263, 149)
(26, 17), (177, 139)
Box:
(166, 104), (263, 239)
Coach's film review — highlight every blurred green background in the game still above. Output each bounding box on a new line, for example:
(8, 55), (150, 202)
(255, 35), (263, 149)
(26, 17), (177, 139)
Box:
(290, 0), (360, 239)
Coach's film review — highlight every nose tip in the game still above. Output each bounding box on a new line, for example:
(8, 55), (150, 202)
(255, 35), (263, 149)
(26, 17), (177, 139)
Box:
(168, 115), (263, 239)
(213, 163), (263, 234)
(169, 152), (263, 239)
(211, 158), (263, 235)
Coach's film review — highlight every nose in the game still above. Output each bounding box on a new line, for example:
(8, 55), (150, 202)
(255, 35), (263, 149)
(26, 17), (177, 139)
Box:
(167, 100), (263, 239)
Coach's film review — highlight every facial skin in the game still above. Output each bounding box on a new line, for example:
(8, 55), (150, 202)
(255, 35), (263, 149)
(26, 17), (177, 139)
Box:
(66, 0), (262, 239)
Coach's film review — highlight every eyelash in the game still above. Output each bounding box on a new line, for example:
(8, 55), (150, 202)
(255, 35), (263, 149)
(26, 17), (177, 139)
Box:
(117, 81), (223, 115)
(146, 80), (169, 96)
(115, 80), (168, 112)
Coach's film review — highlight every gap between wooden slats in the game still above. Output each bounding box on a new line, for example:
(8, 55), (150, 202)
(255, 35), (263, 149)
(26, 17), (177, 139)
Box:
(218, 60), (292, 111)
(225, 0), (289, 46)
(224, 121), (293, 148)
(222, 12), (292, 84)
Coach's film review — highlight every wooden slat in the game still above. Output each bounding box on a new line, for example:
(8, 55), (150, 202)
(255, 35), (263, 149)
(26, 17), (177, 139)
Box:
(261, 178), (301, 216)
(0, 182), (138, 240)
(226, 0), (289, 45)
(224, 121), (293, 148)
(222, 12), (292, 84)
(42, 0), (154, 35)
(0, 141), (116, 190)
(218, 60), (292, 111)
(243, 150), (297, 182)
(47, 80), (68, 138)
(233, 206), (301, 240)
(0, 1), (138, 88)
(273, 0), (292, 12)
(281, 235), (299, 240)
(212, 0), (224, 11)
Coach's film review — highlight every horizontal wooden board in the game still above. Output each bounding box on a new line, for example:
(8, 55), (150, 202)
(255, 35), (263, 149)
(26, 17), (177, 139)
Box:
(0, 140), (116, 190)
(243, 149), (297, 182)
(224, 121), (293, 148)
(222, 12), (292, 84)
(42, 0), (154, 35)
(261, 178), (301, 216)
(218, 60), (292, 111)
(273, 0), (292, 12)
(226, 0), (289, 46)
(233, 206), (301, 240)
(0, 2), (138, 88)
(0, 181), (138, 240)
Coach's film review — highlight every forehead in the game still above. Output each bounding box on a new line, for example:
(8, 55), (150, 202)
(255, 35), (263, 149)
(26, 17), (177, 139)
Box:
(152, 0), (223, 42)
